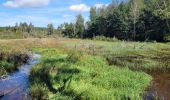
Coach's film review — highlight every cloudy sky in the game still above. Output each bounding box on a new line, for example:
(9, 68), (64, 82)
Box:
(0, 0), (111, 28)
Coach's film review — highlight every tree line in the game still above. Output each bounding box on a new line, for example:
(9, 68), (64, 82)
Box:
(0, 22), (56, 38)
(59, 0), (170, 42)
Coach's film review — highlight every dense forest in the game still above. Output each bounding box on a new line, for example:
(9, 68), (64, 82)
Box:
(59, 0), (170, 42)
(0, 0), (170, 42)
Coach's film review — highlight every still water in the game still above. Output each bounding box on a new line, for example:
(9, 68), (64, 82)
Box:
(145, 71), (170, 100)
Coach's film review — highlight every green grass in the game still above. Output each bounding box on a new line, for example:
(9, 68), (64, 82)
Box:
(60, 39), (170, 71)
(30, 48), (151, 100)
(1, 38), (170, 99)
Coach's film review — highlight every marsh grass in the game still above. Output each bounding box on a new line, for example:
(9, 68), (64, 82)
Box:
(1, 38), (170, 99)
(30, 48), (151, 100)
(60, 39), (170, 71)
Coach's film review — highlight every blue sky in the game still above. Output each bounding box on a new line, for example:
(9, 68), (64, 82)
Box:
(0, 0), (112, 28)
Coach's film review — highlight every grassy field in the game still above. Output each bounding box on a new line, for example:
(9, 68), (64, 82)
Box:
(60, 39), (170, 71)
(30, 48), (151, 100)
(0, 38), (170, 99)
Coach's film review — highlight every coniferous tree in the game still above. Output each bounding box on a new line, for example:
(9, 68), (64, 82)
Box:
(27, 23), (34, 33)
(47, 24), (54, 35)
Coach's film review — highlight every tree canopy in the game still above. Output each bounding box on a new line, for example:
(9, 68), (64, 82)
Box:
(60, 0), (170, 42)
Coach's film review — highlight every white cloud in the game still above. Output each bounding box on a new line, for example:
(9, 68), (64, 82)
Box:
(94, 3), (109, 8)
(3, 0), (50, 8)
(69, 4), (90, 12)
(63, 14), (71, 18)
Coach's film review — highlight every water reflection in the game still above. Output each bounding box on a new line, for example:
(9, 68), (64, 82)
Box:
(0, 54), (40, 100)
(145, 72), (170, 100)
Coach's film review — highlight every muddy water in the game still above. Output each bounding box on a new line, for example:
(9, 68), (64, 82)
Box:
(0, 54), (40, 100)
(144, 72), (170, 100)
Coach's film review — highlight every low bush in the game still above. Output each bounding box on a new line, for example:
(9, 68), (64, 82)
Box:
(30, 83), (49, 100)
(94, 36), (120, 42)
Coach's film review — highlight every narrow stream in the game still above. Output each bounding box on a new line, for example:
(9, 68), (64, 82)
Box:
(0, 54), (40, 100)
(144, 72), (170, 100)
(0, 54), (170, 100)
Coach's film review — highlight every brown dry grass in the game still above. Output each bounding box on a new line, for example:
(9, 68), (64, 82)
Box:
(0, 38), (64, 53)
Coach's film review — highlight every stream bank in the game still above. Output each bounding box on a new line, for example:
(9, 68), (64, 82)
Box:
(0, 54), (40, 100)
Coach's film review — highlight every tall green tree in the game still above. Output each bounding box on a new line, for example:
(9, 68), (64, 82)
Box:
(27, 23), (34, 33)
(153, 0), (170, 32)
(59, 0), (170, 41)
(62, 23), (75, 38)
(14, 23), (19, 32)
(19, 22), (28, 32)
(75, 14), (85, 38)
(129, 0), (144, 40)
(47, 24), (54, 35)
(90, 7), (97, 22)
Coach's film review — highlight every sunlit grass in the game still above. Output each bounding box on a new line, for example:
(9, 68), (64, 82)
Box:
(59, 39), (170, 71)
(0, 38), (170, 99)
(30, 48), (151, 100)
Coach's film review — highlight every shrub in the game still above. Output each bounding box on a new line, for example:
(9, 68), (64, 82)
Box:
(94, 36), (120, 42)
(164, 34), (170, 42)
(30, 84), (49, 100)
(67, 51), (83, 63)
